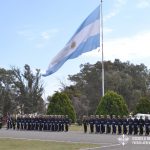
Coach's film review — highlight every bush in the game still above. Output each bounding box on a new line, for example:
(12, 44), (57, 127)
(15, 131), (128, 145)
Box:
(47, 92), (76, 122)
(95, 91), (128, 116)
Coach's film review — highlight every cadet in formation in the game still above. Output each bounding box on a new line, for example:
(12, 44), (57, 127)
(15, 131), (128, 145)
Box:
(82, 115), (150, 136)
(0, 115), (2, 129)
(6, 114), (71, 132)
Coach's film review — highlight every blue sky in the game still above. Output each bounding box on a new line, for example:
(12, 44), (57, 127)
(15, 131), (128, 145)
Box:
(0, 0), (150, 98)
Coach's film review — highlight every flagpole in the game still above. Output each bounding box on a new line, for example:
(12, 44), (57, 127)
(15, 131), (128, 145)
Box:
(100, 0), (104, 96)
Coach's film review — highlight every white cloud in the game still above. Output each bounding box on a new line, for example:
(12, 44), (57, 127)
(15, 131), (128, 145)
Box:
(17, 28), (58, 48)
(40, 29), (59, 40)
(36, 43), (45, 48)
(17, 30), (35, 40)
(104, 27), (113, 34)
(35, 29), (59, 48)
(18, 28), (59, 44)
(104, 0), (127, 21)
(41, 32), (50, 40)
(83, 31), (150, 66)
(105, 31), (150, 61)
(136, 0), (150, 9)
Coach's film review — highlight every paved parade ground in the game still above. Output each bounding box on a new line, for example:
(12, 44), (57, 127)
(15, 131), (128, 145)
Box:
(0, 128), (150, 150)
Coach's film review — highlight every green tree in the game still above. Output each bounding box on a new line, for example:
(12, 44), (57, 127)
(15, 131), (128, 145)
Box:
(0, 68), (16, 115)
(0, 65), (45, 115)
(11, 64), (45, 114)
(47, 92), (76, 122)
(95, 91), (128, 116)
(134, 97), (150, 114)
(63, 59), (150, 117)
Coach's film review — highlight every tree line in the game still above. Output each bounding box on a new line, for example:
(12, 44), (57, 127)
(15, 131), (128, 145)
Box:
(1, 59), (150, 121)
(61, 59), (150, 119)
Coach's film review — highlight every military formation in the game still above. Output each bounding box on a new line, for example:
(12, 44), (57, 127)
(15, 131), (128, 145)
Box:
(6, 114), (71, 132)
(82, 115), (150, 136)
(0, 115), (2, 129)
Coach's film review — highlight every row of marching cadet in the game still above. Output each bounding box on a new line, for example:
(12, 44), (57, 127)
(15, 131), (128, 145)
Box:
(82, 114), (150, 136)
(6, 114), (71, 132)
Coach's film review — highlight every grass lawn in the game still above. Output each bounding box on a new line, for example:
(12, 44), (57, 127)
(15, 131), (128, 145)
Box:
(69, 124), (91, 133)
(0, 138), (99, 150)
(69, 124), (83, 131)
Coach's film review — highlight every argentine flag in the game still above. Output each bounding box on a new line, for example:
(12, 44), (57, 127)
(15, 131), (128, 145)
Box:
(43, 6), (100, 76)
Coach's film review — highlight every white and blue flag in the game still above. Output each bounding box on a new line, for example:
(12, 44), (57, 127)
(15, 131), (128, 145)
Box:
(43, 6), (100, 76)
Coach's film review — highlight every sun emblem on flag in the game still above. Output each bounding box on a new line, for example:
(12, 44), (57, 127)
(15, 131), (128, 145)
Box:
(71, 41), (76, 49)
